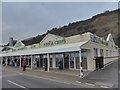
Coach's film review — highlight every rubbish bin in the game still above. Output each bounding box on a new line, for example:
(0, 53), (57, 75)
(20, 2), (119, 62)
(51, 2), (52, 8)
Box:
(95, 56), (104, 70)
(95, 57), (99, 70)
(99, 56), (104, 68)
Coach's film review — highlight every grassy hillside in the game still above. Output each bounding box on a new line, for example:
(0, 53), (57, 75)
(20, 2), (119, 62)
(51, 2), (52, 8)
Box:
(48, 9), (119, 46)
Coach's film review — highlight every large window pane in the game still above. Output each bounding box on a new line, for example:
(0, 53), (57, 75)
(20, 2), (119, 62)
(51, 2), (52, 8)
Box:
(70, 53), (74, 69)
(75, 53), (80, 69)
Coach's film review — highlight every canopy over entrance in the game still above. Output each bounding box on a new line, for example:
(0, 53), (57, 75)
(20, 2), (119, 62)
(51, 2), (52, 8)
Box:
(0, 40), (89, 57)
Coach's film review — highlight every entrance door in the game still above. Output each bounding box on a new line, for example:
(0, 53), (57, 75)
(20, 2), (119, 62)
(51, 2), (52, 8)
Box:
(40, 55), (46, 69)
(55, 54), (59, 68)
(59, 54), (64, 70)
(81, 52), (87, 69)
(75, 53), (80, 69)
(55, 54), (64, 70)
(64, 53), (69, 69)
(50, 55), (53, 68)
(40, 58), (43, 68)
(69, 53), (75, 69)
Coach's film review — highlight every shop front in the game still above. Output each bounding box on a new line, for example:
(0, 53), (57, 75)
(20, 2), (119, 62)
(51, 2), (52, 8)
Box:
(22, 49), (89, 71)
(1, 32), (118, 78)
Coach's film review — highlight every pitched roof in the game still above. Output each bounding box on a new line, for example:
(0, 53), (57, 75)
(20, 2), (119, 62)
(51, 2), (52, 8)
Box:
(21, 33), (47, 46)
(7, 40), (17, 46)
(1, 40), (17, 51)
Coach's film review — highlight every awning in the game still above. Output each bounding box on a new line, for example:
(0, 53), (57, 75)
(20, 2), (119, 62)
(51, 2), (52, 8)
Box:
(0, 40), (89, 57)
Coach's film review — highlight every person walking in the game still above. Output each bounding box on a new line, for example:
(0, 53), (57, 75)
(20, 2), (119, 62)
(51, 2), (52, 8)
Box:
(11, 60), (14, 67)
(2, 59), (5, 66)
(22, 59), (26, 71)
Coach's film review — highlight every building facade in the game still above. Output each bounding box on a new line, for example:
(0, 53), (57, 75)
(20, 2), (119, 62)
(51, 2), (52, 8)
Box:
(0, 32), (119, 73)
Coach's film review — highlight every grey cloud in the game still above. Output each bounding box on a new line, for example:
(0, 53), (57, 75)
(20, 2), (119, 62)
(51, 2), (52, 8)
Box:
(2, 2), (118, 44)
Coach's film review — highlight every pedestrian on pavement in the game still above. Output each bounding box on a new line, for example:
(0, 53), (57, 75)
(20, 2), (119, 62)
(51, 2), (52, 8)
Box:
(11, 60), (14, 67)
(2, 59), (5, 66)
(7, 58), (10, 66)
(22, 59), (27, 71)
(14, 58), (17, 67)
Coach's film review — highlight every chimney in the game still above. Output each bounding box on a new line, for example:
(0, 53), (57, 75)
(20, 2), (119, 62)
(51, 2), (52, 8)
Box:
(9, 37), (14, 46)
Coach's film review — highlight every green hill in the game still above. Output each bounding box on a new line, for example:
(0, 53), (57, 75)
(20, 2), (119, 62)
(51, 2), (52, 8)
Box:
(48, 9), (119, 46)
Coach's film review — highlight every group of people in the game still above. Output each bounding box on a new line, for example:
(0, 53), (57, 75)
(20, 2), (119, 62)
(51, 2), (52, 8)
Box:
(11, 59), (20, 67)
(2, 57), (49, 71)
(2, 58), (27, 71)
(2, 58), (20, 67)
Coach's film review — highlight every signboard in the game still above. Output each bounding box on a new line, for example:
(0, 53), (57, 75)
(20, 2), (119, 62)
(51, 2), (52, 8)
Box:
(90, 34), (108, 46)
(12, 47), (27, 52)
(90, 34), (118, 49)
(43, 39), (66, 47)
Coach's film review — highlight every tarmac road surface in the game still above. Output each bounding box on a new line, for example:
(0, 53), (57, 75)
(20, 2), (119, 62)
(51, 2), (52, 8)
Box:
(79, 59), (119, 88)
(2, 67), (84, 89)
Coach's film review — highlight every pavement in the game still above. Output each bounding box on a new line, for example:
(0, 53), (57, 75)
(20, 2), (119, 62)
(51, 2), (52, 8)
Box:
(78, 59), (119, 88)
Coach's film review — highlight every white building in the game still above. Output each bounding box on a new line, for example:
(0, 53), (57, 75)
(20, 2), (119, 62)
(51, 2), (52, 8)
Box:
(0, 32), (119, 76)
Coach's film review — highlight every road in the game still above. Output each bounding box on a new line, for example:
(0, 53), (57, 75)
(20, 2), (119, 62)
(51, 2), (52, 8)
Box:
(1, 59), (119, 89)
(2, 67), (84, 89)
(79, 59), (119, 88)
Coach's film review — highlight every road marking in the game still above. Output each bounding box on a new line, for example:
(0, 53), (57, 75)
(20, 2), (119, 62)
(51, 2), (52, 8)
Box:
(8, 80), (28, 89)
(5, 69), (71, 85)
(104, 60), (117, 68)
(85, 83), (95, 86)
(104, 62), (113, 67)
(76, 81), (81, 84)
(100, 86), (109, 88)
(5, 68), (82, 86)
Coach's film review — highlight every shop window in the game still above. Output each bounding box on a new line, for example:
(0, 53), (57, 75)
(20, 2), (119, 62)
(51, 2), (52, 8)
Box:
(108, 50), (110, 56)
(81, 52), (87, 69)
(106, 50), (108, 57)
(55, 58), (59, 68)
(100, 49), (104, 56)
(110, 50), (112, 56)
(75, 53), (80, 69)
(26, 58), (29, 65)
(50, 55), (53, 67)
(50, 58), (52, 67)
(69, 53), (75, 69)
(93, 48), (98, 58)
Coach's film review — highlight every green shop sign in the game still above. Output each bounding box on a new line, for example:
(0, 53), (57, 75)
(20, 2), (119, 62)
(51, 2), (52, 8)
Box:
(90, 34), (108, 46)
(44, 39), (66, 47)
(12, 47), (27, 52)
(17, 47), (27, 51)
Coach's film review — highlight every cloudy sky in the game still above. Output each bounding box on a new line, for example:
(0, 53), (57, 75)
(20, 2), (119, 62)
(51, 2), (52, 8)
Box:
(2, 2), (118, 44)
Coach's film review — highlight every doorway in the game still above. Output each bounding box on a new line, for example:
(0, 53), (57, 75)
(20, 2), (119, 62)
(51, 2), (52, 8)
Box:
(64, 53), (69, 69)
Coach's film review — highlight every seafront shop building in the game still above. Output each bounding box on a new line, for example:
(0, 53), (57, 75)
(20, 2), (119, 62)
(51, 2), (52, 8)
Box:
(0, 32), (119, 73)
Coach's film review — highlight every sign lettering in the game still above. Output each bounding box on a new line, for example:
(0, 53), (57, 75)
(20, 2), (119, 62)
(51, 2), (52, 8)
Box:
(44, 39), (66, 47)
